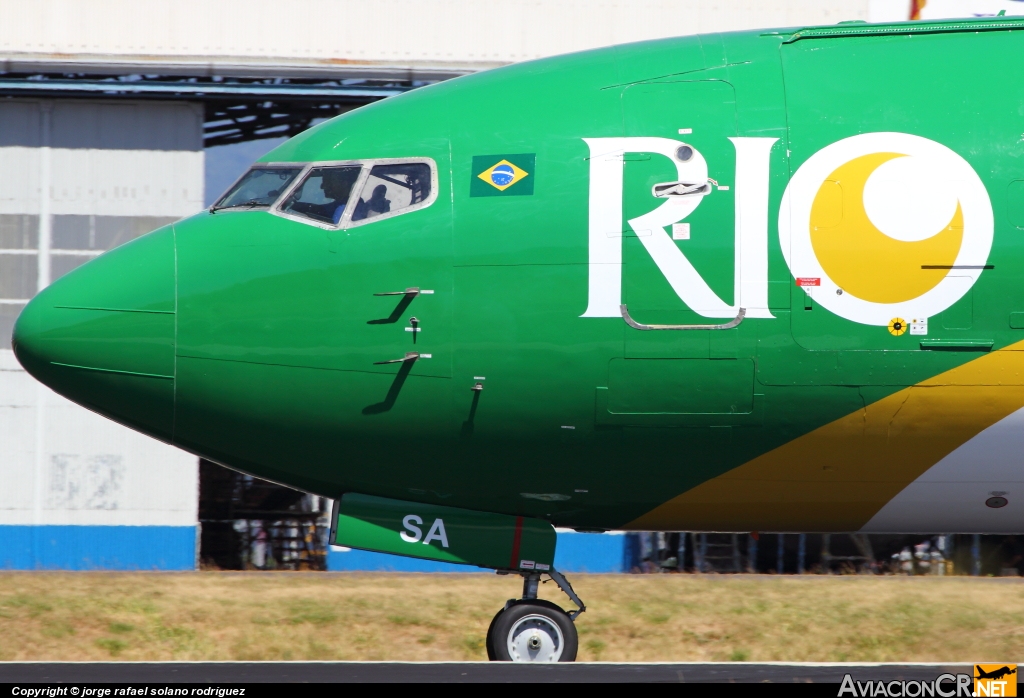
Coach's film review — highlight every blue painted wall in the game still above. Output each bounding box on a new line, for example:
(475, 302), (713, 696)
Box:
(0, 526), (197, 570)
(327, 532), (628, 573)
(0, 526), (625, 573)
(556, 532), (630, 572)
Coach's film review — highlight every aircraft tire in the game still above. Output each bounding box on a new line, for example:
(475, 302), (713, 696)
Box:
(488, 600), (578, 662)
(485, 605), (507, 661)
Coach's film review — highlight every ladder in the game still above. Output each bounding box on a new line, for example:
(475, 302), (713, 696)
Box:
(820, 533), (874, 573)
(693, 533), (743, 573)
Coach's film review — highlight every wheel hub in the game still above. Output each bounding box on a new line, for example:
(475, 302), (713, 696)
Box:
(507, 614), (564, 662)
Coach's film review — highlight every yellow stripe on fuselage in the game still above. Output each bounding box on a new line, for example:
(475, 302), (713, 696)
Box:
(625, 340), (1024, 532)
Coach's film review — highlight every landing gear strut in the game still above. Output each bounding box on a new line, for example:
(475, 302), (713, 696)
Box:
(486, 568), (586, 662)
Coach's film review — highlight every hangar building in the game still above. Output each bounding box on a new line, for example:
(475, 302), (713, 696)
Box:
(0, 101), (202, 568)
(0, 0), (987, 570)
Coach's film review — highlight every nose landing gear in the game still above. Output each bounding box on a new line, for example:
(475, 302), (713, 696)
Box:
(486, 568), (586, 662)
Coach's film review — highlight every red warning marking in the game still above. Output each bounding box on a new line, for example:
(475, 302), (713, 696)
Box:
(796, 278), (821, 287)
(509, 516), (523, 569)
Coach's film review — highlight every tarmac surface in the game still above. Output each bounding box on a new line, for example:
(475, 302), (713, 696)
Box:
(0, 662), (975, 683)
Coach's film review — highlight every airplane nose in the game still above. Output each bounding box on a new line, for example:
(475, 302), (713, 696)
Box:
(12, 227), (177, 442)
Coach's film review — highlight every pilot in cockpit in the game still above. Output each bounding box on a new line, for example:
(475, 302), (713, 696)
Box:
(362, 183), (389, 215)
(356, 184), (391, 220)
(319, 169), (356, 224)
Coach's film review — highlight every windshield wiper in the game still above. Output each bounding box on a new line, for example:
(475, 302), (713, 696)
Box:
(210, 199), (270, 213)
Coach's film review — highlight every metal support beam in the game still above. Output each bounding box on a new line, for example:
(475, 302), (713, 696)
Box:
(0, 73), (423, 146)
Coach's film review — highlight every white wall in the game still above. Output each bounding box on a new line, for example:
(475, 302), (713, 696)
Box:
(9, 1), (1015, 78)
(0, 0), (874, 75)
(868, 0), (914, 22)
(869, 0), (1024, 20)
(0, 352), (197, 526)
(917, 0), (1024, 17)
(0, 99), (201, 531)
(0, 147), (203, 217)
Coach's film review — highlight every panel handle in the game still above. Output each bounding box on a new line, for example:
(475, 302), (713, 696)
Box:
(374, 352), (421, 365)
(651, 178), (718, 198)
(620, 304), (745, 330)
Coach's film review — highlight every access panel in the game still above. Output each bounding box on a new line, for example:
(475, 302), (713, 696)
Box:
(597, 357), (758, 427)
(619, 80), (742, 361)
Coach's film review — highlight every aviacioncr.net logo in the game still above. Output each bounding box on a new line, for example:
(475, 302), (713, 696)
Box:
(780, 132), (993, 326)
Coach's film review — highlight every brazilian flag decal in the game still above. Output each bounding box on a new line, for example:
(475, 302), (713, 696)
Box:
(470, 153), (536, 197)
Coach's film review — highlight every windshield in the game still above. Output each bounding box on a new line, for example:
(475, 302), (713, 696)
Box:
(280, 166), (363, 225)
(213, 166), (303, 210)
(351, 163), (432, 222)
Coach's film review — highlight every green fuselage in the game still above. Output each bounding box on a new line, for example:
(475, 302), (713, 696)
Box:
(14, 17), (1024, 533)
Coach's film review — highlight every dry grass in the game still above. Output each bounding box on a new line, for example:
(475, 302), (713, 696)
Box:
(0, 572), (1022, 662)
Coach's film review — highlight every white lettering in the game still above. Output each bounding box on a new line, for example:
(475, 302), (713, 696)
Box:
(730, 137), (778, 319)
(976, 681), (1010, 698)
(935, 674), (956, 698)
(400, 514), (423, 543)
(423, 518), (449, 548)
(581, 136), (777, 320)
(839, 674), (858, 697)
(840, 677), (969, 698)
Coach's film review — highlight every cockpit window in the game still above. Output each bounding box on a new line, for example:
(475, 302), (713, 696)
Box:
(280, 166), (362, 225)
(213, 166), (302, 211)
(351, 163), (432, 223)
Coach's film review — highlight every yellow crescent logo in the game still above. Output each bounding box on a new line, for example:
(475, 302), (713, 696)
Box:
(780, 133), (993, 327)
(809, 152), (963, 305)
